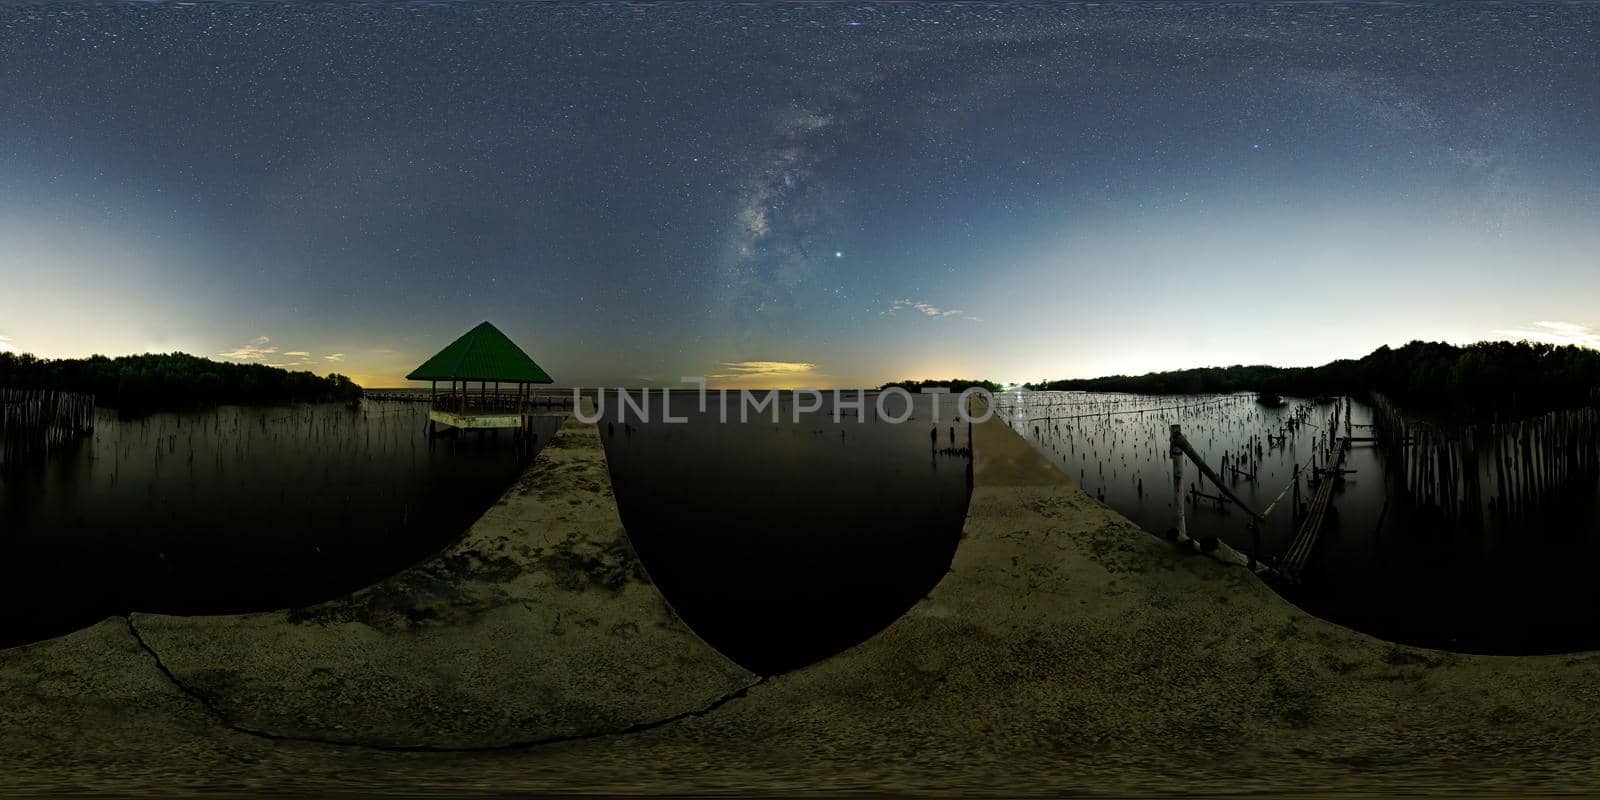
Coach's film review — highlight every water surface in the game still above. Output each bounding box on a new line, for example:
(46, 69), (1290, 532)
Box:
(599, 391), (973, 674)
(999, 391), (1600, 654)
(0, 401), (550, 647)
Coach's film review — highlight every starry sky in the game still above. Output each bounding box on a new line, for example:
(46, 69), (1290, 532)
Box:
(2, 2), (1597, 388)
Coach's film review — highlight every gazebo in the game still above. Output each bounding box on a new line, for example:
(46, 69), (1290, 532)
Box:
(406, 321), (554, 433)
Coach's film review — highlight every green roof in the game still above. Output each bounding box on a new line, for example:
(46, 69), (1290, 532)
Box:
(406, 322), (554, 383)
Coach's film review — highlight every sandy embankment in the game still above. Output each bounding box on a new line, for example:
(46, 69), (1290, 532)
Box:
(3, 412), (1600, 795)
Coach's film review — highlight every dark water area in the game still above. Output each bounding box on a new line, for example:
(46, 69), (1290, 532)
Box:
(0, 401), (546, 648)
(598, 391), (972, 675)
(999, 391), (1600, 655)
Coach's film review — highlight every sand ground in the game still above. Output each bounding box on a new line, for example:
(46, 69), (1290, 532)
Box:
(3, 413), (1599, 796)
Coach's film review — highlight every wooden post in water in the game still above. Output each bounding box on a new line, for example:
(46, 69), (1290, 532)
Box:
(1494, 422), (1509, 515)
(1170, 423), (1187, 542)
(1, 388), (95, 468)
(1292, 462), (1301, 517)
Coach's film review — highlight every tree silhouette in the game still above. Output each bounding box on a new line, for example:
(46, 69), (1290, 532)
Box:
(1028, 340), (1600, 421)
(0, 351), (363, 413)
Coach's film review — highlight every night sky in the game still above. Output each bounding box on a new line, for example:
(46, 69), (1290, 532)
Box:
(2, 2), (1597, 388)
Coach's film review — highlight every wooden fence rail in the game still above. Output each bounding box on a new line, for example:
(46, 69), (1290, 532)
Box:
(1170, 422), (1302, 573)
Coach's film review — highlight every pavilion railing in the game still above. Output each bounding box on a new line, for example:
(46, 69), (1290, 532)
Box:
(430, 390), (573, 414)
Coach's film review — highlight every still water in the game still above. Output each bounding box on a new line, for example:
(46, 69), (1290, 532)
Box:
(998, 392), (1600, 655)
(598, 391), (972, 675)
(0, 401), (543, 647)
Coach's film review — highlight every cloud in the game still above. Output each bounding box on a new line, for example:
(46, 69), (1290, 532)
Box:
(217, 338), (352, 369)
(219, 336), (278, 361)
(1490, 321), (1600, 350)
(712, 361), (818, 378)
(0, 334), (14, 354)
(881, 298), (980, 322)
(707, 360), (828, 389)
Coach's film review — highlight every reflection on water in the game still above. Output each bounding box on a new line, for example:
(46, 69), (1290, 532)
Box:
(599, 391), (972, 675)
(0, 401), (550, 647)
(999, 391), (1600, 655)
